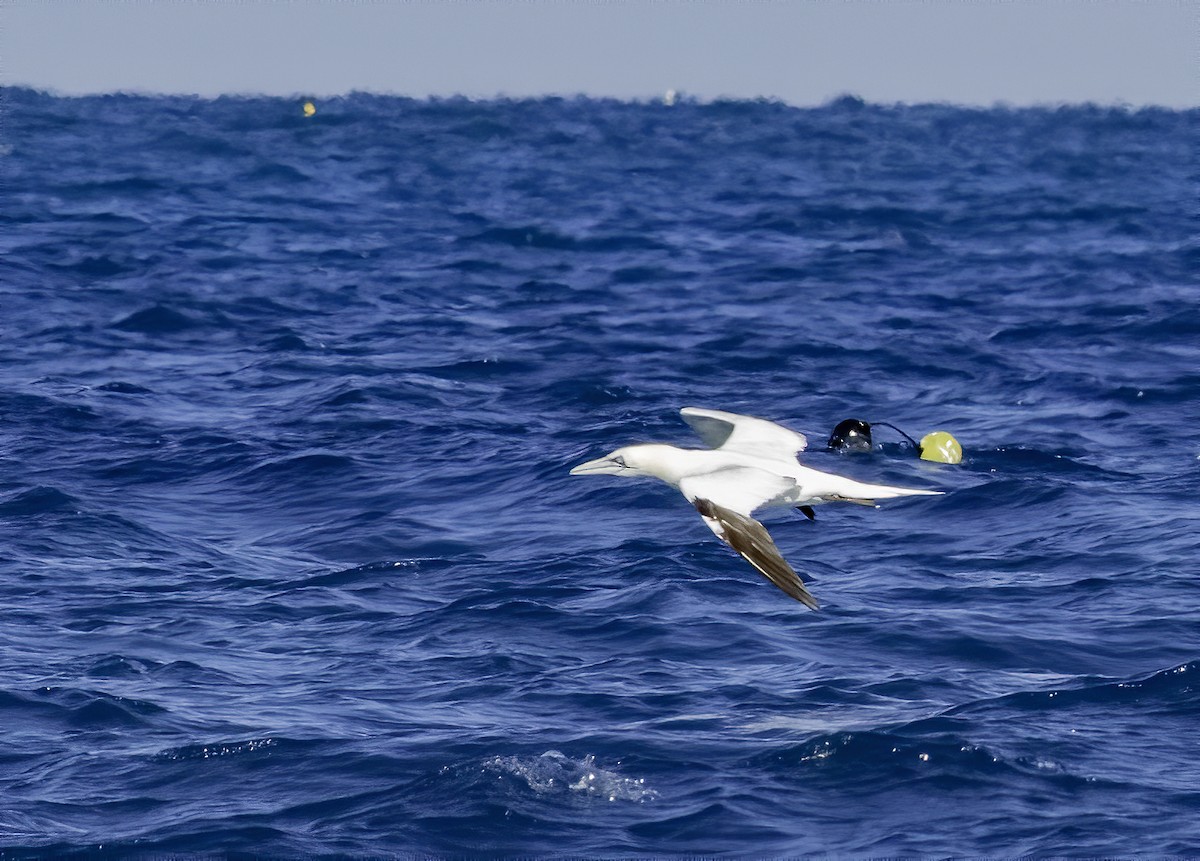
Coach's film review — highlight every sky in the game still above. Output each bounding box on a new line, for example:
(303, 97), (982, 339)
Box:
(3, 1), (1196, 107)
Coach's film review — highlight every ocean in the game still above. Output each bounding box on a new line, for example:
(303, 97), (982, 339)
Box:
(1, 87), (1197, 857)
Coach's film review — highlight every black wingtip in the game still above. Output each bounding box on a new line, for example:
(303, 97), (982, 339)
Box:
(796, 505), (816, 521)
(695, 497), (820, 610)
(795, 591), (821, 611)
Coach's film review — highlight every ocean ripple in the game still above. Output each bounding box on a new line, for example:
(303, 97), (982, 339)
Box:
(0, 88), (1196, 856)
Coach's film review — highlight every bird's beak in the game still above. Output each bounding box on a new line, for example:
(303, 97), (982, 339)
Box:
(569, 456), (625, 476)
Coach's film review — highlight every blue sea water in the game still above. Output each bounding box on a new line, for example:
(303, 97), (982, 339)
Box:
(0, 87), (1197, 857)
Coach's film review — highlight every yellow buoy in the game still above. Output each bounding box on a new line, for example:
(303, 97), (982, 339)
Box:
(919, 431), (962, 464)
(303, 101), (316, 117)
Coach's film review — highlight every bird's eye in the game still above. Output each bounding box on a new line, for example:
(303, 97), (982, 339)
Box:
(613, 456), (627, 467)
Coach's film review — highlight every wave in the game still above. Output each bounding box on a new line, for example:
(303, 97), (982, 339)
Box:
(482, 750), (658, 803)
(1, 88), (1195, 857)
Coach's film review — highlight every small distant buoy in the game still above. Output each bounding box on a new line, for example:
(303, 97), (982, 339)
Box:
(919, 431), (962, 464)
(303, 101), (316, 117)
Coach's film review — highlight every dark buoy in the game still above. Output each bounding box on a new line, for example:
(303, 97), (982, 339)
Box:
(827, 418), (873, 452)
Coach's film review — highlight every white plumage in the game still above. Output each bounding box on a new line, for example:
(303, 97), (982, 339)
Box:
(569, 407), (943, 609)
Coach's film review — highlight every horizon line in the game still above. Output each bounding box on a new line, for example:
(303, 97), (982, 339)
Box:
(5, 84), (1196, 113)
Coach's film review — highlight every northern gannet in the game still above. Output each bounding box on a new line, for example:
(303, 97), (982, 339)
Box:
(569, 407), (943, 609)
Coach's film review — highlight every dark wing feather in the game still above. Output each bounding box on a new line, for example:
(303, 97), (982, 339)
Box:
(693, 498), (820, 610)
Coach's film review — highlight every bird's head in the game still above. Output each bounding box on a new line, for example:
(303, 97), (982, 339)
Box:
(569, 444), (668, 478)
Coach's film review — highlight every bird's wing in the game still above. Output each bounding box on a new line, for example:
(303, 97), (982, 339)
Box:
(678, 467), (797, 517)
(680, 407), (807, 461)
(692, 498), (819, 610)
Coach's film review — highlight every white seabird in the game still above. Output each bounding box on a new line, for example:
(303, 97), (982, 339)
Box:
(569, 407), (943, 609)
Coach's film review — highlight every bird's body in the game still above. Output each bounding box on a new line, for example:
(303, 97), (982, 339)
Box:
(570, 407), (943, 609)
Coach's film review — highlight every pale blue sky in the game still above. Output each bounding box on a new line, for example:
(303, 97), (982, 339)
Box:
(4, 1), (1196, 106)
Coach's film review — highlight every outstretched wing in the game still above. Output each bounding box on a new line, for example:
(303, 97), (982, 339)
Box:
(680, 407), (807, 461)
(693, 498), (820, 610)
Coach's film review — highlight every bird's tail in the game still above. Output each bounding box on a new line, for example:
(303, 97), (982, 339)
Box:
(819, 477), (943, 505)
